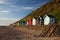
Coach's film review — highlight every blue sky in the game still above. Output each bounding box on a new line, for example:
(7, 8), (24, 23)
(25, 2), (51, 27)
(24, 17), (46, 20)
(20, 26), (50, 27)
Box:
(0, 0), (50, 25)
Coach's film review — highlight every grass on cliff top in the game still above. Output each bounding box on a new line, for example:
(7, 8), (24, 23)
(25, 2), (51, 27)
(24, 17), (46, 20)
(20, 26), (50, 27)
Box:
(51, 10), (60, 20)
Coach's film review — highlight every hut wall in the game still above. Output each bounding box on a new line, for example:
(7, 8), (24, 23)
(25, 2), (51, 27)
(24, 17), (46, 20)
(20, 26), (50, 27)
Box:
(19, 22), (22, 25)
(32, 18), (36, 25)
(37, 16), (42, 25)
(16, 23), (19, 26)
(44, 15), (50, 25)
(19, 21), (26, 26)
(29, 19), (32, 26)
(50, 18), (56, 24)
(26, 21), (29, 25)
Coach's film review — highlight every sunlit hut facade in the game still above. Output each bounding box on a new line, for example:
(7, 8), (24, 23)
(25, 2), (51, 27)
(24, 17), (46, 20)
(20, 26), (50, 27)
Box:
(26, 21), (29, 25)
(28, 18), (37, 26)
(29, 19), (32, 26)
(15, 21), (20, 26)
(32, 18), (37, 25)
(43, 14), (56, 25)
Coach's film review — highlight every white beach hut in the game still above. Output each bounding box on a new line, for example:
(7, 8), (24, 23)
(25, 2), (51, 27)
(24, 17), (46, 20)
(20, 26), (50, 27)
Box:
(32, 18), (37, 25)
(43, 14), (56, 25)
(26, 21), (29, 25)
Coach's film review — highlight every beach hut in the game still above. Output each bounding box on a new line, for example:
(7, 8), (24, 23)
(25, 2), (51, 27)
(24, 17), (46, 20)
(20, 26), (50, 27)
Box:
(32, 18), (37, 25)
(29, 19), (32, 26)
(26, 21), (29, 25)
(37, 16), (43, 25)
(19, 22), (22, 25)
(43, 14), (56, 25)
(22, 21), (26, 25)
(19, 21), (26, 26)
(15, 22), (19, 26)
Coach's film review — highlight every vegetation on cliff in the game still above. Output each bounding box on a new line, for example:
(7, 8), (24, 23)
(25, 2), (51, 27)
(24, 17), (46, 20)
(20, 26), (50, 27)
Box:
(20, 0), (60, 21)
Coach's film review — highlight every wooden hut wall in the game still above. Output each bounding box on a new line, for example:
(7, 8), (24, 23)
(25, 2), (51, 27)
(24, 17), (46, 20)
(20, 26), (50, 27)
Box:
(26, 21), (29, 25)
(32, 18), (37, 25)
(37, 16), (42, 25)
(16, 23), (19, 26)
(19, 22), (21, 25)
(19, 21), (26, 26)
(29, 19), (32, 26)
(50, 17), (56, 24)
(44, 15), (50, 25)
(22, 21), (26, 25)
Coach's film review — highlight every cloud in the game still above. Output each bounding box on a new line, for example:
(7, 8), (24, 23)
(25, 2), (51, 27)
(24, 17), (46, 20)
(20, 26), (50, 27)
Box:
(0, 18), (20, 26)
(22, 7), (34, 10)
(9, 4), (17, 7)
(0, 1), (36, 10)
(5, 3), (33, 10)
(0, 0), (6, 4)
(0, 10), (11, 13)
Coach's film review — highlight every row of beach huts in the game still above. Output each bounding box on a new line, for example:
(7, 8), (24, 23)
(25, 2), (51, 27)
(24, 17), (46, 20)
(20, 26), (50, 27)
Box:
(11, 14), (56, 26)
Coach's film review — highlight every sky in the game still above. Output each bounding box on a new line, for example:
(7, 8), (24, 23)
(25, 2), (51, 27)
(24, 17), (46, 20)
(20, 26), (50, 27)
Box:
(0, 0), (50, 26)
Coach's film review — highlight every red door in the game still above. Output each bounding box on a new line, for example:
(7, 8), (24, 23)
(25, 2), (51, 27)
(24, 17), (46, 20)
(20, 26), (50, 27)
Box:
(29, 19), (32, 26)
